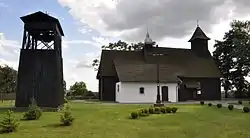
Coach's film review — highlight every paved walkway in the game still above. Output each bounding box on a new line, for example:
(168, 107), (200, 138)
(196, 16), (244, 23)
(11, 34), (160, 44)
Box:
(71, 100), (245, 109)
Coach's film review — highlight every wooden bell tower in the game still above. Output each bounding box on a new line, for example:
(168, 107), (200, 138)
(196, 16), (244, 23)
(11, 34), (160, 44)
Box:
(15, 11), (64, 108)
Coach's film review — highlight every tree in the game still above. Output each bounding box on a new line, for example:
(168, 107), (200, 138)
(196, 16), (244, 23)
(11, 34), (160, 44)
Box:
(213, 20), (250, 98)
(0, 65), (17, 102)
(92, 40), (151, 70)
(69, 81), (88, 96)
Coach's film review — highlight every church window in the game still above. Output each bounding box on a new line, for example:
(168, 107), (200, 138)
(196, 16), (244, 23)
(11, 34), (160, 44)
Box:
(139, 87), (144, 94)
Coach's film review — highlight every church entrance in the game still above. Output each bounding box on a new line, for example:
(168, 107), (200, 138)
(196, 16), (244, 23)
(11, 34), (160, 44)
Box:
(161, 86), (169, 102)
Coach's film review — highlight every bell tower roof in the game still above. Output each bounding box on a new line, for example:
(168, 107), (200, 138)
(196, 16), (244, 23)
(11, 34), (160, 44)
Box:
(20, 11), (64, 36)
(188, 26), (210, 42)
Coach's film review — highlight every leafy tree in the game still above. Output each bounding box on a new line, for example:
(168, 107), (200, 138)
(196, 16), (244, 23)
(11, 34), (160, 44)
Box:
(69, 81), (88, 96)
(92, 40), (150, 70)
(0, 65), (17, 102)
(213, 20), (250, 98)
(0, 65), (17, 93)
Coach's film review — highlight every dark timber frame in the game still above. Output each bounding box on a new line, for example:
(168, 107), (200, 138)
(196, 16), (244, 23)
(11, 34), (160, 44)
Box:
(15, 11), (64, 108)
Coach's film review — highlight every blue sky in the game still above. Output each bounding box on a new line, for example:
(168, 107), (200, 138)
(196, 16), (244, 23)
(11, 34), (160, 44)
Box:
(0, 0), (250, 91)
(0, 0), (115, 91)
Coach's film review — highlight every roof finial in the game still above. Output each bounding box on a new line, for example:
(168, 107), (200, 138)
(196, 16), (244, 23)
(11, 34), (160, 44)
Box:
(197, 20), (199, 27)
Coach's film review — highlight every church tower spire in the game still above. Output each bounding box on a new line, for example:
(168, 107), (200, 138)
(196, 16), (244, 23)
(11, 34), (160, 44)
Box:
(188, 25), (210, 57)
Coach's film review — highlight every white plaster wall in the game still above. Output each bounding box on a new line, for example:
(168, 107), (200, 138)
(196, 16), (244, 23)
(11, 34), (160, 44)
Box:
(115, 82), (178, 103)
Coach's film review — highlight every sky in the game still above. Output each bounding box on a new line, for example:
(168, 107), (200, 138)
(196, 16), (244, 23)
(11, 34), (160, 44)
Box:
(1, 0), (250, 92)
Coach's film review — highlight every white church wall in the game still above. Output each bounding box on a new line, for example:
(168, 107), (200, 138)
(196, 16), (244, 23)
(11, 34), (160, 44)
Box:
(115, 82), (178, 103)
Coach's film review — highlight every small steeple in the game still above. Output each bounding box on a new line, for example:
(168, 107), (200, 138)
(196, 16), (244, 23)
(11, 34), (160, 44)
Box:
(144, 30), (154, 45)
(188, 24), (210, 57)
(188, 26), (210, 42)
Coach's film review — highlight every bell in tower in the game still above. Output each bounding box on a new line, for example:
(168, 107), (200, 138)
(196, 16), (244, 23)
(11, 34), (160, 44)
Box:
(15, 11), (64, 108)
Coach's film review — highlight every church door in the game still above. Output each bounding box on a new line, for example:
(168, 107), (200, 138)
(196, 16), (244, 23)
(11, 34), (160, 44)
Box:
(161, 86), (169, 102)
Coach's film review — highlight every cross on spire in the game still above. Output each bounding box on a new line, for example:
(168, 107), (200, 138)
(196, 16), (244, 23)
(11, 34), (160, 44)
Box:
(197, 20), (199, 27)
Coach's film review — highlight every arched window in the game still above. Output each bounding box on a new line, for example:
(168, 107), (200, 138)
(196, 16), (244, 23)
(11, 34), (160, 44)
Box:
(139, 87), (144, 94)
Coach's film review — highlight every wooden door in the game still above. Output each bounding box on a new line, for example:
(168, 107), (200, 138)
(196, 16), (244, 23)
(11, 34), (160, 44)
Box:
(161, 86), (169, 102)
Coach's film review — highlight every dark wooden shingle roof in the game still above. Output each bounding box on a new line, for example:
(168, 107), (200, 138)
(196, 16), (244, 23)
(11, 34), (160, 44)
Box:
(97, 47), (221, 82)
(188, 26), (210, 42)
(20, 11), (64, 36)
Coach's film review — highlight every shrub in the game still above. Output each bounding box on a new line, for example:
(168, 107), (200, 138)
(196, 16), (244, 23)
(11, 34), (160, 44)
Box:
(131, 112), (138, 119)
(216, 104), (222, 108)
(165, 107), (172, 113)
(60, 105), (74, 126)
(138, 109), (148, 117)
(228, 105), (234, 111)
(208, 103), (212, 107)
(171, 107), (178, 113)
(238, 100), (242, 105)
(143, 108), (148, 114)
(23, 98), (42, 120)
(200, 101), (205, 105)
(0, 110), (19, 133)
(148, 108), (154, 114)
(154, 107), (161, 114)
(160, 107), (166, 113)
(249, 101), (250, 105)
(243, 107), (249, 113)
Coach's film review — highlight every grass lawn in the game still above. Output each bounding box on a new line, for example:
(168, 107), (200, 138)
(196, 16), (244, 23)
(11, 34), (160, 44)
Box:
(0, 101), (250, 138)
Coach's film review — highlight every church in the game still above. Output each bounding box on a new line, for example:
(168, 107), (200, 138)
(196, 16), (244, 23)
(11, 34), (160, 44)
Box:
(96, 25), (221, 103)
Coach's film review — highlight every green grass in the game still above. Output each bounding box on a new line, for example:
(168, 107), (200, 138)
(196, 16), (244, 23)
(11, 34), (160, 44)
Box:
(0, 101), (250, 138)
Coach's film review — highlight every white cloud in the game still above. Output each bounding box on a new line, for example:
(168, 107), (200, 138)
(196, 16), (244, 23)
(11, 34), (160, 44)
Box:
(92, 36), (111, 46)
(58, 0), (250, 42)
(0, 2), (8, 8)
(0, 33), (20, 57)
(62, 37), (111, 48)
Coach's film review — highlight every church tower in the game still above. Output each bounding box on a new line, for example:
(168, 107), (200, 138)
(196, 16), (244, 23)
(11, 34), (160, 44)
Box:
(189, 25), (211, 57)
(15, 11), (64, 108)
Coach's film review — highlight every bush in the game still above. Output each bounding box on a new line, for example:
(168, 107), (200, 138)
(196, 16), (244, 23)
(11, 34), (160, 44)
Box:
(160, 107), (166, 113)
(23, 98), (42, 120)
(148, 108), (154, 114)
(143, 108), (148, 114)
(138, 109), (148, 117)
(200, 101), (205, 105)
(228, 105), (234, 111)
(238, 100), (242, 105)
(165, 107), (172, 113)
(154, 107), (161, 114)
(243, 107), (249, 113)
(216, 104), (222, 108)
(249, 101), (250, 105)
(208, 103), (212, 107)
(171, 107), (178, 113)
(0, 110), (19, 133)
(60, 105), (74, 126)
(131, 112), (138, 119)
